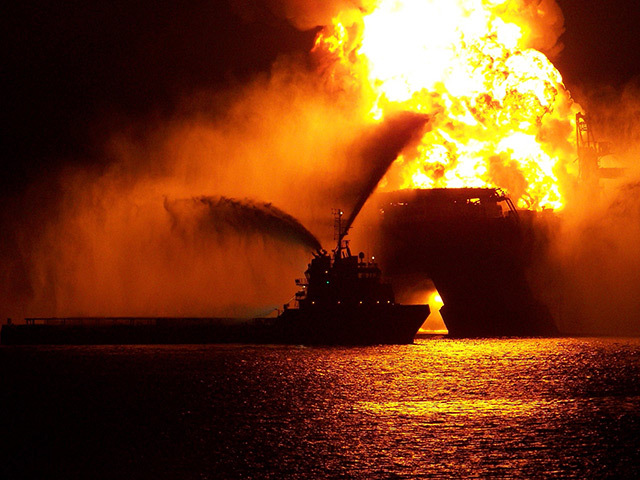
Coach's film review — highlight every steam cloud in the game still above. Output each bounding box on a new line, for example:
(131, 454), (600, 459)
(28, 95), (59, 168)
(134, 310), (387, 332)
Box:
(5, 53), (427, 319)
(533, 79), (640, 336)
(535, 179), (640, 336)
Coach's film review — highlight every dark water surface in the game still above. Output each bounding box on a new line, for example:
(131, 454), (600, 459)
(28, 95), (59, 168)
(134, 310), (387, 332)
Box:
(2, 338), (639, 479)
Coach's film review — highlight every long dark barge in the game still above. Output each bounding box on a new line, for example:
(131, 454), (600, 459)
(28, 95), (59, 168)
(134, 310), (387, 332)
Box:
(2, 305), (427, 346)
(0, 317), (279, 346)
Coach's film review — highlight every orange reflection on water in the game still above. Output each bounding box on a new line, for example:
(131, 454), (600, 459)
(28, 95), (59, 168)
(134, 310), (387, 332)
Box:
(355, 398), (552, 419)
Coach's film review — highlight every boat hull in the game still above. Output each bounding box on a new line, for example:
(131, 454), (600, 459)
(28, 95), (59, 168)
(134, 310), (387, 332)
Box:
(272, 304), (429, 345)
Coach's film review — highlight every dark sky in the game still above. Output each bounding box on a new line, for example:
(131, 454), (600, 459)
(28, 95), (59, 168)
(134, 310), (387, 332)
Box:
(3, 0), (640, 195)
(555, 0), (640, 87)
(3, 1), (316, 195)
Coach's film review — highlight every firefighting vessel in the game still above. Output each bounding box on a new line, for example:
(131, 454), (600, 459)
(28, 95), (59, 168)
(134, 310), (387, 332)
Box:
(271, 223), (430, 345)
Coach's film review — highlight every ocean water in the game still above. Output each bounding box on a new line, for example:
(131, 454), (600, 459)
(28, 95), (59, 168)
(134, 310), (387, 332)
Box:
(1, 338), (639, 479)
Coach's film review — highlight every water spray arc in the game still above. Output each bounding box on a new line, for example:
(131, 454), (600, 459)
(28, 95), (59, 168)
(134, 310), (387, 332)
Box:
(164, 195), (322, 252)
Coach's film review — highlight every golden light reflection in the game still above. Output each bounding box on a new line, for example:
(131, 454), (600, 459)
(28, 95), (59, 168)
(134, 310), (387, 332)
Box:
(356, 398), (552, 417)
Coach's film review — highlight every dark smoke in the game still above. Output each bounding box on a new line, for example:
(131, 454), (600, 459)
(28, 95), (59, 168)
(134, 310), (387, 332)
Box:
(551, 179), (640, 336)
(539, 79), (640, 336)
(164, 196), (322, 251)
(527, 169), (640, 337)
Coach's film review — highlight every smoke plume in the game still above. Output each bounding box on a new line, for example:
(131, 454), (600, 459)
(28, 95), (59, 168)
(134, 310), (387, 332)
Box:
(261, 0), (567, 61)
(531, 79), (640, 336)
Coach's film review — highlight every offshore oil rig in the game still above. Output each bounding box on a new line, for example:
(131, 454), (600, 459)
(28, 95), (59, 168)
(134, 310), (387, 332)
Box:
(373, 113), (625, 337)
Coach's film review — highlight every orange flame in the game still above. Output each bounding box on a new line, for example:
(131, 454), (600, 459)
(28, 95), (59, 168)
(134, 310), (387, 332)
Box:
(314, 0), (581, 210)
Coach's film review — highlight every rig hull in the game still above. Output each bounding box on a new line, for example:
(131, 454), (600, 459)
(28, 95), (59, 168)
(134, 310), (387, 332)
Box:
(377, 188), (559, 337)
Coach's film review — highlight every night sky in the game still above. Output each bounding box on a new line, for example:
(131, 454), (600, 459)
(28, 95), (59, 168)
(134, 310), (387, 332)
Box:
(4, 1), (640, 197)
(556, 0), (640, 87)
(3, 1), (317, 196)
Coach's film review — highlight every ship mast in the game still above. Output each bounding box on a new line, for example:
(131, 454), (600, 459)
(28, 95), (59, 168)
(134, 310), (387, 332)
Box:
(332, 208), (351, 260)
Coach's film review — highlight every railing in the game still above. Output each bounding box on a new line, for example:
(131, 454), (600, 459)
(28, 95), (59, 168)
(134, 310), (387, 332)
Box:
(26, 317), (158, 326)
(24, 317), (240, 327)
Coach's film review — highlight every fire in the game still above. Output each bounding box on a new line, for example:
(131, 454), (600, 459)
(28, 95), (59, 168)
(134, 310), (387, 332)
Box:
(314, 0), (581, 210)
(421, 289), (447, 334)
(431, 291), (444, 307)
